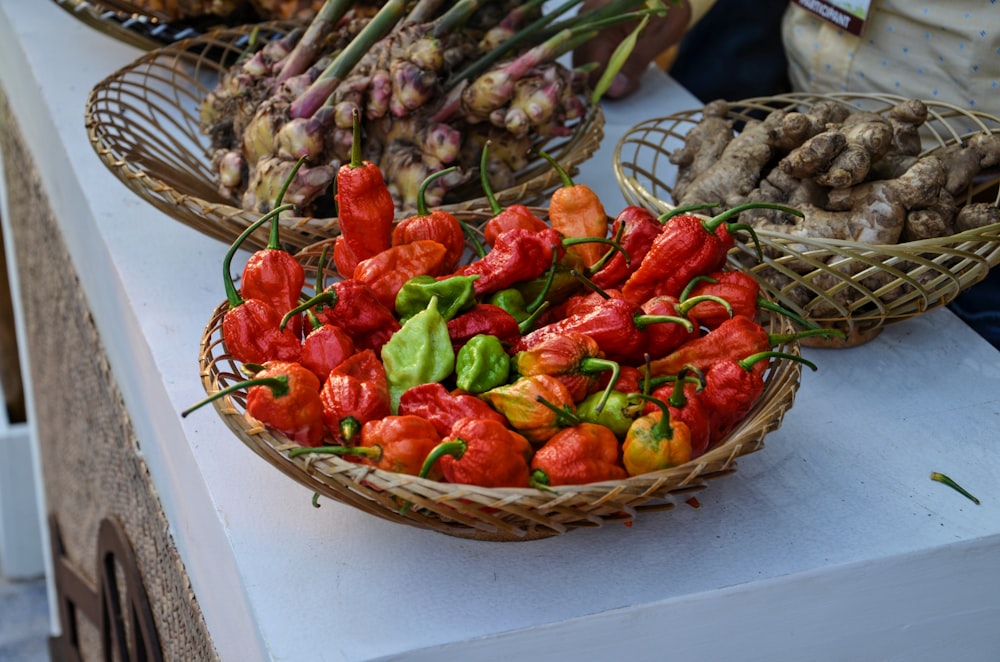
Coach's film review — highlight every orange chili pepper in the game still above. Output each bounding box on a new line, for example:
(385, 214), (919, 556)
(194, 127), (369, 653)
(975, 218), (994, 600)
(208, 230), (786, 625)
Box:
(540, 150), (608, 268)
(419, 418), (534, 488)
(352, 239), (450, 310)
(529, 422), (627, 487)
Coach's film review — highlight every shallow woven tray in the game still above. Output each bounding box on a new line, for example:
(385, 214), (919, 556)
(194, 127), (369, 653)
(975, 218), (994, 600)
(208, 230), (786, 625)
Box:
(614, 93), (1000, 347)
(195, 211), (804, 542)
(85, 23), (605, 252)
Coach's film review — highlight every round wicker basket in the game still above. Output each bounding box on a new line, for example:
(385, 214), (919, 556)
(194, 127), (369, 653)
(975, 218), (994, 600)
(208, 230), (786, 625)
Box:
(613, 93), (1000, 347)
(195, 211), (804, 541)
(85, 23), (605, 252)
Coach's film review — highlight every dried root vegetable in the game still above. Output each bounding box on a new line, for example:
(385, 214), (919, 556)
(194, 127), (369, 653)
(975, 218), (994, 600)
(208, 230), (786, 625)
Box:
(671, 97), (1000, 248)
(201, 0), (669, 216)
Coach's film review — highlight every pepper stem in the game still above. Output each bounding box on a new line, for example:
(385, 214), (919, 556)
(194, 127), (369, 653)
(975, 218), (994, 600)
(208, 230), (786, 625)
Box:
(533, 395), (582, 426)
(537, 149), (575, 189)
(181, 375), (289, 418)
(268, 156), (307, 250)
(281, 290), (338, 330)
(418, 439), (467, 479)
(738, 350), (817, 373)
(633, 313), (695, 333)
(579, 357), (620, 414)
(416, 166), (458, 217)
(769, 327), (846, 345)
(631, 393), (673, 441)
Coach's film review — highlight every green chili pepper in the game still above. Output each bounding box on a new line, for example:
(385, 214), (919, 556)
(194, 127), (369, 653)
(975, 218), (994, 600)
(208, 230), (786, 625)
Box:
(576, 390), (640, 440)
(381, 296), (455, 413)
(488, 289), (532, 323)
(455, 334), (510, 394)
(394, 274), (478, 323)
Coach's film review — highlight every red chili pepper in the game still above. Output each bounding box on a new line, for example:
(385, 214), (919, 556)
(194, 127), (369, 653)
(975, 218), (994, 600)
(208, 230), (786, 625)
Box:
(240, 167), (307, 338)
(645, 367), (712, 458)
(182, 360), (325, 448)
(392, 167), (467, 273)
(699, 351), (816, 444)
(397, 381), (508, 437)
(621, 203), (780, 303)
(646, 315), (832, 378)
(459, 227), (566, 296)
(589, 206), (662, 290)
(681, 272), (761, 329)
(446, 304), (522, 351)
(352, 239), (450, 310)
(299, 317), (356, 383)
(541, 150), (608, 268)
(529, 422), (627, 487)
(334, 108), (394, 275)
(287, 279), (400, 353)
(478, 140), (549, 248)
(513, 331), (619, 403)
(419, 417), (534, 488)
(220, 204), (303, 364)
(640, 295), (703, 357)
(319, 349), (391, 444)
(515, 297), (693, 365)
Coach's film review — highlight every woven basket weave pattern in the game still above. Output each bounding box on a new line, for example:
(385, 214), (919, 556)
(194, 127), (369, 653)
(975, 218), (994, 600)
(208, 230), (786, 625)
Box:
(197, 212), (804, 541)
(613, 93), (1000, 345)
(86, 24), (605, 252)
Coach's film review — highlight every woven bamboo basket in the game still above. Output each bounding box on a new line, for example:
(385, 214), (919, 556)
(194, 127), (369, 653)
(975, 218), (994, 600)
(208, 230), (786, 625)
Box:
(85, 23), (605, 252)
(614, 93), (1000, 347)
(195, 210), (804, 542)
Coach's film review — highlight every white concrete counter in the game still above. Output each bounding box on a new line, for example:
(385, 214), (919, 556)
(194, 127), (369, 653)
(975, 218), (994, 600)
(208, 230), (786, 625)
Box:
(2, 2), (998, 660)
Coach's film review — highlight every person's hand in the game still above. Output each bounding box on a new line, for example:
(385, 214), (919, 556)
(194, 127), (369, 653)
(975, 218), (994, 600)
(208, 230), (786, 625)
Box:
(572, 0), (692, 99)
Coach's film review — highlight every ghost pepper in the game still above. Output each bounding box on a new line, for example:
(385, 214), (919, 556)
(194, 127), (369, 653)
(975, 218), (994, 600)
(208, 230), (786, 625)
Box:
(621, 395), (693, 476)
(392, 167), (467, 273)
(381, 296), (455, 413)
(480, 374), (576, 445)
(221, 204), (302, 365)
(540, 150), (608, 268)
(289, 415), (443, 479)
(479, 140), (549, 247)
(588, 205), (661, 290)
(515, 296), (693, 365)
(319, 349), (391, 443)
(454, 334), (511, 394)
(182, 360), (325, 447)
(700, 351), (817, 444)
(287, 279), (400, 353)
(621, 203), (796, 303)
(397, 382), (508, 437)
(513, 331), (620, 405)
(419, 417), (534, 488)
(353, 239), (450, 311)
(240, 158), (307, 338)
(333, 108), (394, 276)
(529, 422), (627, 487)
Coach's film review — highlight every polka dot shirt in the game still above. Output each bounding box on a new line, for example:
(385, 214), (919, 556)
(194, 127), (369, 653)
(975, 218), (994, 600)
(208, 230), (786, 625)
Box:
(782, 1), (1000, 116)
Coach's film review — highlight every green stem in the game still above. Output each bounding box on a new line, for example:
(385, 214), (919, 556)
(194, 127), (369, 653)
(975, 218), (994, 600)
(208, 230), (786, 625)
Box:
(631, 393), (673, 441)
(633, 313), (695, 333)
(738, 351), (817, 373)
(181, 376), (288, 418)
(930, 472), (981, 505)
(418, 439), (467, 479)
(416, 166), (458, 217)
(538, 149), (574, 188)
(281, 291), (337, 331)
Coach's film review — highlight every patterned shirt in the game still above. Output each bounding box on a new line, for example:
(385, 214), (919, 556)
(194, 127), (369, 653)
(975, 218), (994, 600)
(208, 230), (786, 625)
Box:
(782, 1), (1000, 115)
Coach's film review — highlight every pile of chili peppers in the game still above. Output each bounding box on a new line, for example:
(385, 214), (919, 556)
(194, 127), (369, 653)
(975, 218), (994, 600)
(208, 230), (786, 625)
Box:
(184, 149), (835, 491)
